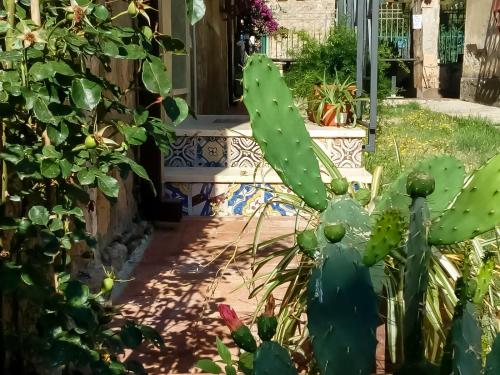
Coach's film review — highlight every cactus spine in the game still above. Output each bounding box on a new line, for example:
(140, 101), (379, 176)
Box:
(242, 54), (328, 211)
(307, 243), (378, 375)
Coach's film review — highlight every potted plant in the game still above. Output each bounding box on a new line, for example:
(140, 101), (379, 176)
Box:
(312, 75), (356, 126)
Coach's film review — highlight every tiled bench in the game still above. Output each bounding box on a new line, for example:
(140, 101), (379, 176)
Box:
(163, 115), (371, 216)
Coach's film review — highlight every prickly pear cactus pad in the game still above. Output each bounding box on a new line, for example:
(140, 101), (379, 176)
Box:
(307, 243), (378, 375)
(242, 54), (328, 211)
(429, 153), (500, 245)
(484, 334), (500, 375)
(403, 197), (432, 363)
(363, 209), (404, 267)
(440, 302), (482, 375)
(253, 341), (298, 375)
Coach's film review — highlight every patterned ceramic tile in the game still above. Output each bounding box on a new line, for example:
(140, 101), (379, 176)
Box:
(261, 184), (297, 216)
(316, 138), (363, 168)
(164, 183), (190, 215)
(196, 137), (227, 167)
(165, 137), (196, 167)
(225, 184), (264, 216)
(229, 137), (262, 167)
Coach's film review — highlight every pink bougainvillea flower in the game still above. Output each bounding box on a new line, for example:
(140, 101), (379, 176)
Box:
(218, 304), (243, 332)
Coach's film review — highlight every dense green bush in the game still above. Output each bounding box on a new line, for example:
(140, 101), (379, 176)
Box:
(284, 25), (392, 100)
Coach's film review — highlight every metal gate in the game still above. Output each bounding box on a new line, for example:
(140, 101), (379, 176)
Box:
(379, 1), (411, 59)
(438, 3), (465, 64)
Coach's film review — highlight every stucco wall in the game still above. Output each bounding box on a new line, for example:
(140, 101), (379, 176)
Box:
(421, 1), (441, 98)
(461, 0), (500, 106)
(267, 0), (336, 33)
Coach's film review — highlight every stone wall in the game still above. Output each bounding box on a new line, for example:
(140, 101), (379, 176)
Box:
(267, 0), (336, 33)
(460, 0), (500, 107)
(421, 1), (441, 98)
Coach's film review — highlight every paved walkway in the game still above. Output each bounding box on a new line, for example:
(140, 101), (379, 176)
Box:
(114, 217), (298, 374)
(386, 98), (500, 124)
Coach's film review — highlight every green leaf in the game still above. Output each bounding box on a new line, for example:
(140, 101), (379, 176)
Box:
(49, 218), (64, 232)
(21, 272), (34, 286)
(155, 35), (185, 53)
(216, 337), (232, 365)
(29, 61), (75, 81)
(100, 40), (120, 57)
(138, 324), (164, 348)
(128, 160), (150, 181)
(47, 123), (69, 145)
(77, 168), (95, 185)
(33, 97), (59, 125)
(238, 352), (254, 375)
(118, 44), (147, 60)
(120, 323), (143, 349)
(93, 5), (109, 21)
(97, 175), (119, 198)
(186, 0), (206, 25)
(28, 206), (50, 226)
(42, 145), (62, 159)
(71, 78), (102, 110)
(196, 359), (221, 374)
(41, 159), (61, 178)
(141, 56), (171, 97)
(0, 20), (10, 34)
(64, 280), (90, 306)
(122, 126), (147, 145)
(125, 360), (147, 375)
(225, 365), (237, 375)
(59, 159), (73, 179)
(134, 107), (149, 125)
(163, 96), (189, 126)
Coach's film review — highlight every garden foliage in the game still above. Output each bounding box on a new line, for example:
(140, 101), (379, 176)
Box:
(0, 0), (205, 373)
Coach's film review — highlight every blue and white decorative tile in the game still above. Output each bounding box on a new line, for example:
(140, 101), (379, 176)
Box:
(262, 184), (297, 216)
(317, 138), (363, 168)
(226, 184), (264, 216)
(196, 137), (227, 167)
(229, 137), (262, 168)
(165, 137), (196, 167)
(164, 183), (190, 215)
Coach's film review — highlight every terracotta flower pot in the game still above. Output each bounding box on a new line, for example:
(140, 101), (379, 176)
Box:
(322, 104), (338, 126)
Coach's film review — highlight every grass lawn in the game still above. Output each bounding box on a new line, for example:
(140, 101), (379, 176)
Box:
(364, 102), (500, 185)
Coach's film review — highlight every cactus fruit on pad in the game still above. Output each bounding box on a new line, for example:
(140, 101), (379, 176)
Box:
(363, 209), (404, 267)
(429, 153), (500, 245)
(307, 243), (378, 375)
(242, 54), (328, 211)
(253, 341), (297, 375)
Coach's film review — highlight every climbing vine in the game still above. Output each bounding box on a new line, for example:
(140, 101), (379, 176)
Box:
(0, 0), (205, 373)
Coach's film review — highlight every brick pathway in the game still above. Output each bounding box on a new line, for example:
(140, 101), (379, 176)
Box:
(115, 217), (297, 374)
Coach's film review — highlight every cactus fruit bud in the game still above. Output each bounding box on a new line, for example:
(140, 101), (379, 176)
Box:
(297, 230), (318, 257)
(323, 223), (346, 243)
(355, 188), (371, 206)
(257, 295), (278, 341)
(218, 304), (257, 352)
(330, 177), (349, 195)
(101, 277), (114, 293)
(406, 171), (435, 198)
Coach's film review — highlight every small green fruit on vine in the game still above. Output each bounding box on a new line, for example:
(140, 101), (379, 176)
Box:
(330, 177), (349, 195)
(66, 13), (74, 20)
(323, 223), (346, 243)
(406, 171), (435, 198)
(128, 2), (139, 16)
(85, 135), (97, 149)
(101, 277), (114, 293)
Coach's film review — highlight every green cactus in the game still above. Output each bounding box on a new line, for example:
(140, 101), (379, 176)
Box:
(323, 223), (346, 244)
(232, 325), (257, 353)
(355, 188), (371, 206)
(330, 177), (349, 195)
(429, 153), (500, 245)
(307, 242), (378, 375)
(472, 254), (494, 304)
(253, 341), (297, 375)
(363, 209), (405, 267)
(484, 334), (500, 375)
(257, 315), (278, 342)
(374, 155), (465, 220)
(242, 54), (327, 211)
(297, 230), (319, 258)
(403, 195), (433, 364)
(440, 302), (482, 375)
